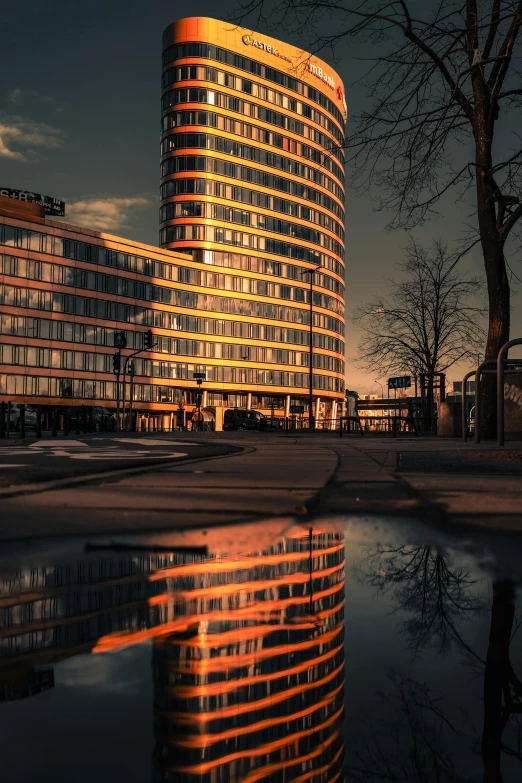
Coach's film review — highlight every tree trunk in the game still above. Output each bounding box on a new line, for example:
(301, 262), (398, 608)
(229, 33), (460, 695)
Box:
(481, 581), (515, 783)
(474, 142), (511, 440)
(479, 242), (510, 440)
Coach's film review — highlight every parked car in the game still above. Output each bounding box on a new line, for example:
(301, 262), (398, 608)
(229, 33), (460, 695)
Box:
(223, 409), (275, 431)
(9, 404), (38, 431)
(66, 406), (115, 432)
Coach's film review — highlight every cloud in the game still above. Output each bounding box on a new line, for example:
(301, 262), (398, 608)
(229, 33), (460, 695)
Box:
(58, 648), (147, 694)
(63, 196), (152, 232)
(0, 136), (25, 160)
(7, 88), (54, 105)
(0, 114), (67, 161)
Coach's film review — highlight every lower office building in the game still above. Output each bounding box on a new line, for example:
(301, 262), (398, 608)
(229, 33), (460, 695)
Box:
(0, 195), (344, 423)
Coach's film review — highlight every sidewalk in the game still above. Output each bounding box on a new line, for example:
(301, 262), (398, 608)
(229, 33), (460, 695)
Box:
(322, 436), (522, 533)
(1, 433), (521, 540)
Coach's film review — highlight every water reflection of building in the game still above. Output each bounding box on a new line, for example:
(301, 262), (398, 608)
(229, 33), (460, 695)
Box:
(0, 529), (345, 780)
(151, 530), (345, 783)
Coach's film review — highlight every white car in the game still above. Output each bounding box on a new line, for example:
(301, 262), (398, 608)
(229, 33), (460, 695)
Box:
(9, 403), (37, 431)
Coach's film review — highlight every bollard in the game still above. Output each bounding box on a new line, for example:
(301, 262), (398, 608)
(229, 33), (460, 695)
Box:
(0, 401), (5, 439)
(19, 404), (26, 439)
(52, 408), (58, 437)
(75, 411), (80, 435)
(35, 407), (42, 439)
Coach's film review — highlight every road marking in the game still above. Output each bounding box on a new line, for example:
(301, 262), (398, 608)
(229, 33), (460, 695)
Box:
(46, 449), (188, 460)
(1, 464), (26, 468)
(0, 449), (35, 456)
(29, 440), (88, 448)
(110, 438), (196, 446)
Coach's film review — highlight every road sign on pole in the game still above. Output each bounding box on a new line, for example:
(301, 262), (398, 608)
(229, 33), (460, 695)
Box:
(114, 330), (127, 349)
(388, 375), (412, 390)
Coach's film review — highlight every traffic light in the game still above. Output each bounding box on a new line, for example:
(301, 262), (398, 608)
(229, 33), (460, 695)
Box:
(144, 329), (153, 350)
(113, 353), (121, 374)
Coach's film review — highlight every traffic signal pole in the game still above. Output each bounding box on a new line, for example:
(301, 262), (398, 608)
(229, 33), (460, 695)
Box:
(115, 350), (121, 431)
(121, 330), (156, 431)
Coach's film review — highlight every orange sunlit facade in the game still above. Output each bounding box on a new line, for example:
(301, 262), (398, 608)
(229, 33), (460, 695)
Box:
(160, 18), (346, 419)
(0, 529), (345, 781)
(0, 19), (345, 422)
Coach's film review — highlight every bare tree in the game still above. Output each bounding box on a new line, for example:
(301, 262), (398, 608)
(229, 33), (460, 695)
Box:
(234, 0), (522, 435)
(353, 240), (484, 414)
(347, 669), (474, 782)
(358, 543), (522, 782)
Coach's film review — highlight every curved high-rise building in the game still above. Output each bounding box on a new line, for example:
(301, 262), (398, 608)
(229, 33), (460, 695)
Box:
(160, 18), (346, 420)
(152, 529), (345, 783)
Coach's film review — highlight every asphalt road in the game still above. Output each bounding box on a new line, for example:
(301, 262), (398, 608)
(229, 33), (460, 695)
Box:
(0, 433), (242, 488)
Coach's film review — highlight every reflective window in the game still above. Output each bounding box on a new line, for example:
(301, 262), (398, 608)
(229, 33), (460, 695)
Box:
(160, 154), (344, 224)
(160, 130), (344, 200)
(162, 42), (345, 129)
(160, 200), (344, 258)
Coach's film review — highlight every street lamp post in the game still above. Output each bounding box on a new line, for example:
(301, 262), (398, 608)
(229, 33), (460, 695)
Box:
(193, 372), (206, 431)
(301, 264), (322, 431)
(374, 379), (384, 402)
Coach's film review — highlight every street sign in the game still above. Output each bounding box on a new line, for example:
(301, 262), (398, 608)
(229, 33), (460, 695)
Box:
(193, 372), (206, 380)
(388, 375), (412, 390)
(114, 330), (127, 349)
(177, 400), (185, 409)
(290, 405), (305, 414)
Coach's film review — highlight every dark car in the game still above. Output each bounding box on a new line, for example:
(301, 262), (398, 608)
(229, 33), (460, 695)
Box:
(66, 406), (115, 432)
(223, 409), (275, 431)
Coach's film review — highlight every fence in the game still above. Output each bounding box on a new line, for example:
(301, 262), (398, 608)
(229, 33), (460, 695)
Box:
(350, 415), (419, 437)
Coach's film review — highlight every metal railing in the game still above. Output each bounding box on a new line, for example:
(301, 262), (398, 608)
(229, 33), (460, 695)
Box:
(461, 353), (522, 443)
(497, 338), (522, 446)
(354, 415), (419, 437)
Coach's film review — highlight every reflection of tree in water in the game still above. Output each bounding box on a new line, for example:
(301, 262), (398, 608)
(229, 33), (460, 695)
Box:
(348, 669), (471, 782)
(361, 545), (482, 657)
(350, 544), (522, 783)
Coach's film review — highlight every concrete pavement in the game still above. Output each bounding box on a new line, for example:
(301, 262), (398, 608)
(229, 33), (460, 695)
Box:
(0, 435), (338, 539)
(1, 431), (522, 540)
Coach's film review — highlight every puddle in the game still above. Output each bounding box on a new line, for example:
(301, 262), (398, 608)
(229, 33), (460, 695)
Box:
(1, 518), (521, 782)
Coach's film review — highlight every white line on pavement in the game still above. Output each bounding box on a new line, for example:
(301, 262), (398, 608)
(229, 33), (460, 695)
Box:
(110, 438), (197, 446)
(29, 440), (88, 448)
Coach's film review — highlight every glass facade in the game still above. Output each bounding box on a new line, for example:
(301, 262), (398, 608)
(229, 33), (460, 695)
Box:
(160, 18), (346, 419)
(0, 17), (345, 419)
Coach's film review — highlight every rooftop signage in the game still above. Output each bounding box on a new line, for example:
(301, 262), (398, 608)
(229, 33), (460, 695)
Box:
(0, 187), (65, 216)
(241, 30), (344, 112)
(308, 62), (335, 90)
(242, 33), (293, 64)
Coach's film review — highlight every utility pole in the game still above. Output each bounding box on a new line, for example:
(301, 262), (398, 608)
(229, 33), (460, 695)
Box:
(193, 372), (206, 431)
(301, 263), (322, 432)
